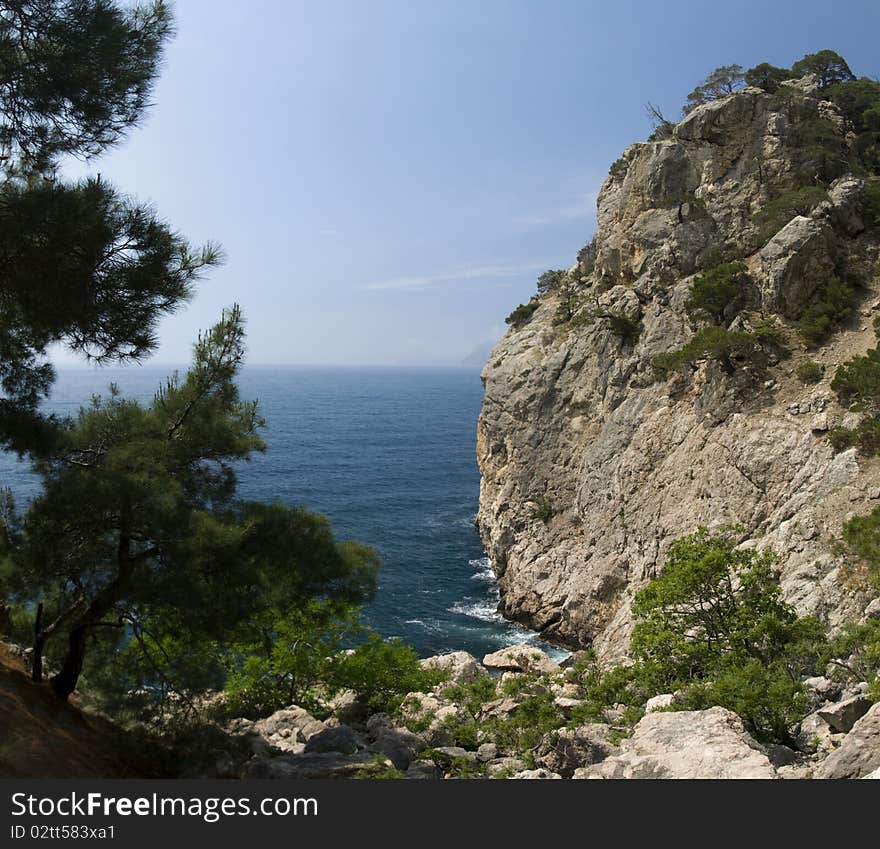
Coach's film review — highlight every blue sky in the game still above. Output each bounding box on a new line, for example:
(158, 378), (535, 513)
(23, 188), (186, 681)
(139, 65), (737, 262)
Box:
(58, 0), (880, 367)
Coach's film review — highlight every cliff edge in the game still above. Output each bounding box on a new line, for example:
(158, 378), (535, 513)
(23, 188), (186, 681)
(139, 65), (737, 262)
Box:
(477, 75), (880, 658)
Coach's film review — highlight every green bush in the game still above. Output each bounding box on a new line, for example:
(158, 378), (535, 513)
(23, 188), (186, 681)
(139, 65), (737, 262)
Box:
(609, 157), (628, 181)
(828, 419), (880, 456)
(825, 78), (880, 134)
(686, 261), (751, 325)
(790, 50), (855, 89)
(821, 619), (880, 698)
(753, 186), (828, 244)
(505, 301), (539, 328)
(222, 601), (360, 718)
(841, 507), (880, 592)
(629, 528), (824, 744)
(222, 601), (441, 719)
(330, 633), (443, 714)
(797, 275), (860, 345)
(653, 325), (780, 377)
(862, 181), (880, 229)
(795, 360), (823, 384)
(831, 347), (880, 412)
(536, 269), (568, 295)
(744, 62), (794, 93)
(530, 496), (555, 524)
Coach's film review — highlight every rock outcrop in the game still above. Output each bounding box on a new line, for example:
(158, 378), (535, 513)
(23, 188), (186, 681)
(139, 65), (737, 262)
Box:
(477, 79), (880, 656)
(573, 707), (778, 779)
(815, 702), (880, 779)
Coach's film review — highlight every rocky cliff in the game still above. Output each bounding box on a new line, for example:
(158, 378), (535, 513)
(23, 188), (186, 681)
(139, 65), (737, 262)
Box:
(477, 75), (880, 658)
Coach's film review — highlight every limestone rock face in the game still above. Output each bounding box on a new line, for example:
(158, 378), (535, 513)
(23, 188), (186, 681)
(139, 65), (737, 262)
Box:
(815, 702), (880, 779)
(758, 216), (836, 317)
(573, 707), (777, 779)
(477, 79), (880, 656)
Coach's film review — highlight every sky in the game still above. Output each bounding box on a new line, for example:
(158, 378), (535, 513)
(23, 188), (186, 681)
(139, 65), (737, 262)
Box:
(55, 0), (880, 367)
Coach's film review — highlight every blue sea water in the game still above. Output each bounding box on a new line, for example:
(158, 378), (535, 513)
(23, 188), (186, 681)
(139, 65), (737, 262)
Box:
(0, 365), (566, 660)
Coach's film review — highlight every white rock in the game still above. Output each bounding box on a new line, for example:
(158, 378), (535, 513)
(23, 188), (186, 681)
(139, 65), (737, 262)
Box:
(574, 707), (777, 779)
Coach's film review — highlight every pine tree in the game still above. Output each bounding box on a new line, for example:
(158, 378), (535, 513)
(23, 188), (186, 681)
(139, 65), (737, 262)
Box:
(6, 308), (379, 700)
(0, 1), (219, 455)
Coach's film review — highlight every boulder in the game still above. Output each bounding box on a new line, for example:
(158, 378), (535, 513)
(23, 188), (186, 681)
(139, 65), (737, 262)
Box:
(574, 707), (777, 779)
(816, 703), (880, 779)
(405, 760), (441, 780)
(248, 706), (326, 753)
(794, 710), (841, 755)
(303, 725), (362, 755)
(482, 645), (560, 676)
(645, 693), (675, 713)
(420, 651), (487, 687)
(817, 695), (872, 733)
(397, 692), (466, 747)
(486, 756), (527, 777)
(428, 746), (477, 768)
(245, 752), (389, 779)
(758, 216), (836, 318)
(510, 769), (562, 779)
(535, 725), (617, 778)
(325, 689), (369, 725)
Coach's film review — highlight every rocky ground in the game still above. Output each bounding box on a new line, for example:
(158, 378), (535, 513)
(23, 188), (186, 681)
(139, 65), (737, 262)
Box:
(196, 645), (880, 780)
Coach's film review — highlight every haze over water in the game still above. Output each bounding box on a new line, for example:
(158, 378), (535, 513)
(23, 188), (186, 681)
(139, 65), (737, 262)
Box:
(1, 365), (567, 660)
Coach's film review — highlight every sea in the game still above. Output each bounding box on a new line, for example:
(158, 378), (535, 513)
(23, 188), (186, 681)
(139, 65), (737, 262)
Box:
(0, 365), (567, 661)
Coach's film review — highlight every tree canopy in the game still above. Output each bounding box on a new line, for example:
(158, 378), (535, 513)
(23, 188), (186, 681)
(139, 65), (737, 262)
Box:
(0, 1), (217, 456)
(791, 49), (856, 88)
(3, 308), (380, 700)
(683, 65), (745, 114)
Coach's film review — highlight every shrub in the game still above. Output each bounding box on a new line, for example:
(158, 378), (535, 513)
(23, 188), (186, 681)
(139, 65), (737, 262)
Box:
(530, 496), (555, 524)
(629, 528), (825, 744)
(222, 602), (440, 719)
(330, 633), (442, 714)
(862, 181), (880, 230)
(609, 157), (628, 181)
(653, 325), (780, 377)
(536, 269), (568, 296)
(828, 419), (880, 456)
(753, 186), (828, 244)
(505, 301), (538, 328)
(790, 117), (850, 183)
(797, 275), (860, 345)
(831, 347), (880, 412)
(685, 261), (751, 325)
(744, 62), (794, 93)
(841, 507), (880, 592)
(795, 360), (823, 384)
(483, 690), (564, 755)
(572, 304), (642, 345)
(821, 619), (880, 698)
(683, 65), (745, 114)
(825, 78), (880, 134)
(790, 50), (855, 89)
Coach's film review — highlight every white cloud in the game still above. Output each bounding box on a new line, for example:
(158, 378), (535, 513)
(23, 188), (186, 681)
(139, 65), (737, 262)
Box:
(364, 261), (551, 291)
(520, 188), (600, 227)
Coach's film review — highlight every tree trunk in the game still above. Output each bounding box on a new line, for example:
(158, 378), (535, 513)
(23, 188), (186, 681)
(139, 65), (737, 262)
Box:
(50, 510), (133, 701)
(50, 623), (89, 700)
(32, 602), (44, 683)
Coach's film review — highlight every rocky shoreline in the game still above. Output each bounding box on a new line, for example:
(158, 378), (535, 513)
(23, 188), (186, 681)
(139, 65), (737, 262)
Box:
(198, 644), (880, 780)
